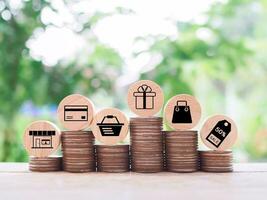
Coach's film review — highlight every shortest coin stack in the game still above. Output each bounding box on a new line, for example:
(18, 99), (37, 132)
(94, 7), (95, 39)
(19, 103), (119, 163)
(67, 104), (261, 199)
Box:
(29, 156), (62, 172)
(164, 131), (199, 172)
(62, 131), (96, 173)
(96, 145), (130, 173)
(199, 150), (233, 172)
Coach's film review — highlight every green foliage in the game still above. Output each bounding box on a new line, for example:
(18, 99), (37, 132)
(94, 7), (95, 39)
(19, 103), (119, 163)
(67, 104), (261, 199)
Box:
(0, 0), (267, 161)
(139, 0), (267, 160)
(0, 0), (123, 161)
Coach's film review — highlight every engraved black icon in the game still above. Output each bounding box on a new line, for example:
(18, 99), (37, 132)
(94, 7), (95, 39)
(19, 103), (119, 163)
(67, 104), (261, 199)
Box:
(206, 120), (232, 147)
(64, 105), (88, 121)
(97, 115), (124, 136)
(29, 130), (55, 149)
(133, 84), (156, 109)
(172, 100), (192, 123)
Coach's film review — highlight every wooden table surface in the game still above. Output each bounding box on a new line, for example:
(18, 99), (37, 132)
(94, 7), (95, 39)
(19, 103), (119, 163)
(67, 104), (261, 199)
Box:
(1, 163), (267, 200)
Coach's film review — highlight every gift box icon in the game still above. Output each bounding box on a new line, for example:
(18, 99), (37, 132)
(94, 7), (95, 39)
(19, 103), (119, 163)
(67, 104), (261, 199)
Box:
(133, 84), (156, 109)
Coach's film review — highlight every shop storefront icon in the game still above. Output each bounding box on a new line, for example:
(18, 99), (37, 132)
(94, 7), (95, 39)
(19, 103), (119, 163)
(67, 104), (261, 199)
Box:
(29, 130), (55, 149)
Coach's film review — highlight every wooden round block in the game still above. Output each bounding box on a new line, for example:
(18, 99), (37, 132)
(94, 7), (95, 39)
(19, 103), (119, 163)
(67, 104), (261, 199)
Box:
(127, 80), (164, 117)
(200, 115), (238, 150)
(57, 94), (95, 131)
(23, 120), (61, 157)
(91, 108), (129, 145)
(164, 94), (201, 130)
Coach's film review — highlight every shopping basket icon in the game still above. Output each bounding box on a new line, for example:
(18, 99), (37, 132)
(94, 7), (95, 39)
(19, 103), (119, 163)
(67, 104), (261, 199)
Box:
(97, 115), (124, 136)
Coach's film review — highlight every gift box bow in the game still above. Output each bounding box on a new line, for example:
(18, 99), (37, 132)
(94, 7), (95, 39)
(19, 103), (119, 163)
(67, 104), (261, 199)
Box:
(137, 84), (153, 93)
(133, 84), (156, 97)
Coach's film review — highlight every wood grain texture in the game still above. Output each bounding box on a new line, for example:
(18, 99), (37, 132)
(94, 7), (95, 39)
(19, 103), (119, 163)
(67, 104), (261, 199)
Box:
(57, 94), (95, 131)
(23, 121), (61, 157)
(0, 163), (267, 200)
(164, 94), (202, 130)
(127, 80), (164, 117)
(200, 115), (238, 150)
(91, 108), (129, 145)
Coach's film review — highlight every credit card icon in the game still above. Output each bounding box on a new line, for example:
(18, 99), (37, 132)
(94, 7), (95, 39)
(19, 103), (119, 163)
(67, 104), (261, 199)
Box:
(64, 105), (88, 121)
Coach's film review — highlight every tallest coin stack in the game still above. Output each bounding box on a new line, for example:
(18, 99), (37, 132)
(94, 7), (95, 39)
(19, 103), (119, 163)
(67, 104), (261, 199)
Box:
(127, 80), (165, 173)
(130, 117), (164, 172)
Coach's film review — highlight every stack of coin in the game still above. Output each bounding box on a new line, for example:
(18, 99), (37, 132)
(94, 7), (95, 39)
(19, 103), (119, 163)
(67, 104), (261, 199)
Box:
(61, 131), (96, 173)
(162, 131), (167, 170)
(130, 117), (164, 173)
(96, 145), (130, 173)
(164, 131), (199, 172)
(199, 150), (233, 172)
(29, 156), (62, 172)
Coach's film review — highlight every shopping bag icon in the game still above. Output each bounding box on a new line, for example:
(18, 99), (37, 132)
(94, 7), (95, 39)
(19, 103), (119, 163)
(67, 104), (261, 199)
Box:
(172, 100), (192, 123)
(206, 120), (231, 147)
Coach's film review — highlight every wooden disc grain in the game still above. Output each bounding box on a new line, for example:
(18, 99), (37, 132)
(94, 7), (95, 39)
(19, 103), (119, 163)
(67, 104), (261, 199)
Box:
(23, 121), (61, 157)
(91, 108), (129, 145)
(164, 94), (202, 130)
(200, 115), (238, 150)
(127, 80), (164, 117)
(57, 94), (95, 131)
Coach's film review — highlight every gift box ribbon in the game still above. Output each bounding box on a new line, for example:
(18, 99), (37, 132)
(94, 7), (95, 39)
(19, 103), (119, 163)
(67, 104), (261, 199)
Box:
(136, 84), (154, 109)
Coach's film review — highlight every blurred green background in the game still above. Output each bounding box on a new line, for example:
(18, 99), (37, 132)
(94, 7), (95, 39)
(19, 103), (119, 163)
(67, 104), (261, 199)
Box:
(1, 0), (267, 162)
